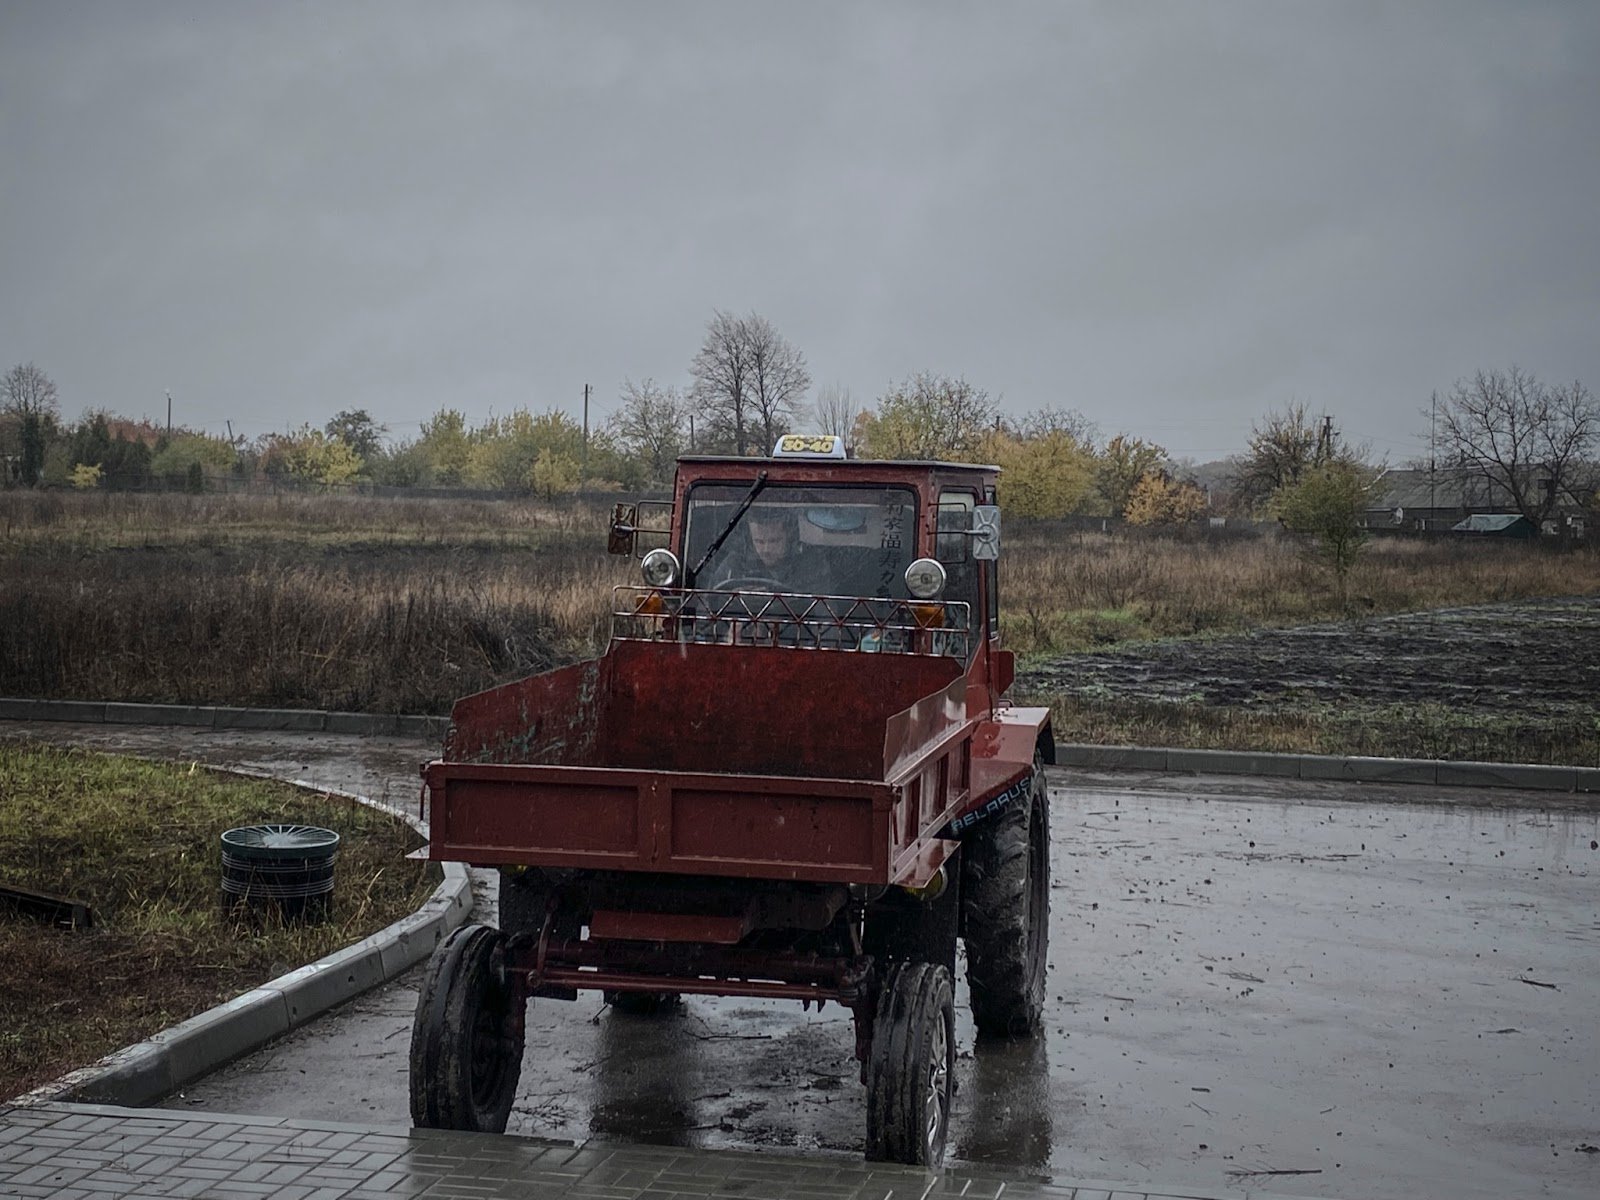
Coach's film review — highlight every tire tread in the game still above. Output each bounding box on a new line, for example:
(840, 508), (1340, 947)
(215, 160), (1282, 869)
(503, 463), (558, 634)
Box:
(865, 961), (954, 1164)
(960, 760), (1050, 1037)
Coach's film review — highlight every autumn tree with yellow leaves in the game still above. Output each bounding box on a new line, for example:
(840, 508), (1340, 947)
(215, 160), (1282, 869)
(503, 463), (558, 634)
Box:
(978, 428), (1098, 518)
(1123, 471), (1208, 527)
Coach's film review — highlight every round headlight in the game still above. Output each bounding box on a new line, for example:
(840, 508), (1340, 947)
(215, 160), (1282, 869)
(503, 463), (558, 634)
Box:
(904, 557), (946, 599)
(640, 548), (680, 587)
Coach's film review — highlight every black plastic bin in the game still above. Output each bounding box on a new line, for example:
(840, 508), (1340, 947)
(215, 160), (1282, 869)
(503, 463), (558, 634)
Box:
(221, 824), (340, 921)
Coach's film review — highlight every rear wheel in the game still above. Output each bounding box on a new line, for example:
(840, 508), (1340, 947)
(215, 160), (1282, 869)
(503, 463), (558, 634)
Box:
(409, 924), (524, 1132)
(961, 757), (1050, 1037)
(865, 961), (956, 1166)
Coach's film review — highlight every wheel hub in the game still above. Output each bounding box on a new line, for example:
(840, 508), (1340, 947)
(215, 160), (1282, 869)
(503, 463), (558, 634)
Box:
(925, 1009), (950, 1159)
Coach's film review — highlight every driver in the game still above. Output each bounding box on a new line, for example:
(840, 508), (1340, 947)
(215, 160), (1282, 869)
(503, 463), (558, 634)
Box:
(717, 506), (824, 592)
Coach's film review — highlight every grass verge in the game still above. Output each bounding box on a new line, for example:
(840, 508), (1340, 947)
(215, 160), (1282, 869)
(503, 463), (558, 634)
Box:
(0, 743), (438, 1100)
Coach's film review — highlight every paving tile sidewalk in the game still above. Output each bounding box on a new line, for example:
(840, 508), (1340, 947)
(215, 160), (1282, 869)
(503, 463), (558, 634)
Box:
(0, 1103), (1330, 1200)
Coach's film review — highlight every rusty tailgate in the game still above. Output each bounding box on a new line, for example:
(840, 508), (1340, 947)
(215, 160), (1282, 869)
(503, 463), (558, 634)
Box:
(424, 761), (902, 884)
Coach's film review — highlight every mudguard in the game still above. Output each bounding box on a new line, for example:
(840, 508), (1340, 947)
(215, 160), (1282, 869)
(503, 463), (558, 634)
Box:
(942, 705), (1052, 838)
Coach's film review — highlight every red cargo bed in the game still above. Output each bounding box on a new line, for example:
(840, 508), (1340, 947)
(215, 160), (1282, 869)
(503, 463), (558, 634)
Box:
(423, 640), (972, 886)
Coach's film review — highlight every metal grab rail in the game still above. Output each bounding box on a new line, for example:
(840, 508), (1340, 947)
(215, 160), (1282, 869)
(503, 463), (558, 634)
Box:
(611, 586), (972, 659)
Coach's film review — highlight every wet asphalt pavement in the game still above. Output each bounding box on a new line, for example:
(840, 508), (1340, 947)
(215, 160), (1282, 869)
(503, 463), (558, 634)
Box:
(5, 722), (1598, 1200)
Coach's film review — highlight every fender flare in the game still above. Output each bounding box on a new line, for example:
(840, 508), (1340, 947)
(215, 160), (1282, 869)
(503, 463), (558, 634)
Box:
(942, 707), (1052, 838)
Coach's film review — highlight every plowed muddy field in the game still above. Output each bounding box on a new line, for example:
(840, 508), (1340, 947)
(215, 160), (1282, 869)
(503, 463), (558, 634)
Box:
(1018, 596), (1600, 763)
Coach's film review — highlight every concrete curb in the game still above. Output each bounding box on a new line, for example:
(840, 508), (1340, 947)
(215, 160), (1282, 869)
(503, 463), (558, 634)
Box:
(2, 695), (1591, 794)
(1058, 742), (1600, 793)
(14, 778), (472, 1108)
(0, 696), (450, 740)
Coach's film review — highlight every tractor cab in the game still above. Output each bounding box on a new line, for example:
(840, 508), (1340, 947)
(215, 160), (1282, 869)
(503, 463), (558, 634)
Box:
(607, 435), (1002, 660)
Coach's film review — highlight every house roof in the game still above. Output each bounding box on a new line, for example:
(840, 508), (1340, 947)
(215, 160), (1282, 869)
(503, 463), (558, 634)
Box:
(1366, 467), (1485, 511)
(1365, 465), (1594, 513)
(1451, 513), (1534, 533)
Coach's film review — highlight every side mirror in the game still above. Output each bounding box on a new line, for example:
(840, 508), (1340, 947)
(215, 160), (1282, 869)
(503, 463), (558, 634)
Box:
(607, 503), (638, 556)
(971, 505), (1000, 560)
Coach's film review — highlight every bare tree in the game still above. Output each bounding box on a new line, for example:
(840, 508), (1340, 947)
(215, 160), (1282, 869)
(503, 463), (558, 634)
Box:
(1430, 366), (1598, 532)
(689, 310), (752, 454)
(689, 310), (809, 456)
(1230, 402), (1360, 510)
(610, 377), (687, 484)
(688, 311), (752, 455)
(3, 362), (60, 485)
(2, 362), (59, 420)
(814, 383), (860, 451)
(1013, 404), (1097, 445)
(742, 315), (810, 453)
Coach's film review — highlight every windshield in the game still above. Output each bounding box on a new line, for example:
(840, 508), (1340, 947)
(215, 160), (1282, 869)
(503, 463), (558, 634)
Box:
(684, 484), (919, 598)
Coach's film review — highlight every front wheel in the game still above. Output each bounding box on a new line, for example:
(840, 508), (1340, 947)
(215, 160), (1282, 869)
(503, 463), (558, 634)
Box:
(409, 923), (524, 1132)
(961, 757), (1050, 1037)
(865, 961), (956, 1166)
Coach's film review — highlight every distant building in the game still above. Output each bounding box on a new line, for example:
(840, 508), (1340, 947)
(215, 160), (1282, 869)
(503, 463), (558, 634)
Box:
(1450, 513), (1538, 539)
(1364, 465), (1592, 536)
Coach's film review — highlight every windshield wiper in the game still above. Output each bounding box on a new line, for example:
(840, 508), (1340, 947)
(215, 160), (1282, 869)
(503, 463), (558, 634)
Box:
(687, 471), (768, 587)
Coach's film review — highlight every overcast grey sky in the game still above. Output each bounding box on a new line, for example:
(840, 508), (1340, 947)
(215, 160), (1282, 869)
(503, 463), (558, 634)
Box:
(3, 1), (1597, 463)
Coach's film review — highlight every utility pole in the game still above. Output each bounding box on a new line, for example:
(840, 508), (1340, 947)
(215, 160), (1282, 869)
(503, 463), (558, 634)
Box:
(1429, 392), (1437, 529)
(689, 414), (696, 452)
(166, 390), (173, 440)
(581, 383), (590, 482)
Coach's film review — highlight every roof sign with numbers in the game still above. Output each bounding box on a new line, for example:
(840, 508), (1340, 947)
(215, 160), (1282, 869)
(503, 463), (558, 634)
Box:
(771, 434), (847, 459)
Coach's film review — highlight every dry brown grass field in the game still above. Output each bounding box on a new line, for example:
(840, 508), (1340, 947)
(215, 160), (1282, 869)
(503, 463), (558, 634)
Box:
(4, 491), (1597, 760)
(1001, 522), (1600, 654)
(1, 491), (630, 712)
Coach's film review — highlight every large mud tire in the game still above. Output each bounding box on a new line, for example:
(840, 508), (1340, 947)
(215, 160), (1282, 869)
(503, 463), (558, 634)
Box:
(409, 923), (524, 1132)
(960, 757), (1050, 1037)
(865, 961), (956, 1166)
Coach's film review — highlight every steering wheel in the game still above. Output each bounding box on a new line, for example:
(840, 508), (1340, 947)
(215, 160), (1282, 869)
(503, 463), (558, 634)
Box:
(715, 576), (792, 593)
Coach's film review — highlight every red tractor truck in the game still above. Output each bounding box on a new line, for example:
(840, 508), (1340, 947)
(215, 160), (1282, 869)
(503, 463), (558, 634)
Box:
(409, 435), (1053, 1166)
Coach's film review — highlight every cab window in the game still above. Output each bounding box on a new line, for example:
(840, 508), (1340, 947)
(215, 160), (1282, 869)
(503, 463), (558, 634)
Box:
(684, 483), (919, 598)
(937, 490), (979, 625)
